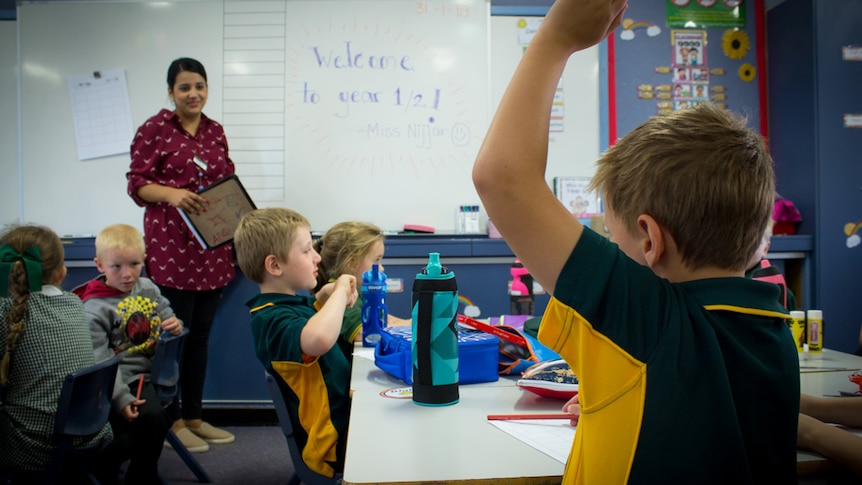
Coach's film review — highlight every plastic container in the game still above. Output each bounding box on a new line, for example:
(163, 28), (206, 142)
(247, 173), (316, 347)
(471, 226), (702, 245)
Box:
(807, 309), (823, 358)
(509, 260), (534, 316)
(411, 252), (459, 406)
(361, 264), (388, 347)
(788, 310), (805, 354)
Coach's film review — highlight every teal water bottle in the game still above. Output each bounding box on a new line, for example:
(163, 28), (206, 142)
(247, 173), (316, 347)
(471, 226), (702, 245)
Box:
(361, 264), (388, 347)
(411, 252), (459, 406)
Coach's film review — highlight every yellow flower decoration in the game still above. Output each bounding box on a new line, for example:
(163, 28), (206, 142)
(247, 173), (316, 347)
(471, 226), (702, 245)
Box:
(738, 63), (756, 82)
(722, 29), (750, 60)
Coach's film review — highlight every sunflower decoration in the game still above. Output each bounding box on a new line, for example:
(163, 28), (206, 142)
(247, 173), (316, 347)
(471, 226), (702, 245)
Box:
(722, 29), (750, 60)
(738, 63), (756, 82)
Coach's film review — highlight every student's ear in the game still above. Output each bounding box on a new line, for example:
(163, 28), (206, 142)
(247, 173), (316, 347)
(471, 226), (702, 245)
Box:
(637, 214), (666, 270)
(263, 254), (283, 276)
(94, 257), (104, 274)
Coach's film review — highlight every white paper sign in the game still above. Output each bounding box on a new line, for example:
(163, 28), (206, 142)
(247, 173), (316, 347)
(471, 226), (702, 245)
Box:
(66, 68), (133, 161)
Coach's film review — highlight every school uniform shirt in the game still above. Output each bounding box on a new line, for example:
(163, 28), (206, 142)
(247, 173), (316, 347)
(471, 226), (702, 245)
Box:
(538, 228), (800, 485)
(341, 294), (367, 345)
(246, 293), (351, 478)
(126, 108), (235, 291)
(0, 286), (113, 471)
(73, 275), (176, 413)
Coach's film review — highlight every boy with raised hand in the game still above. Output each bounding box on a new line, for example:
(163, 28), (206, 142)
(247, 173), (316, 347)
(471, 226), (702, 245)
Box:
(472, 0), (799, 483)
(73, 223), (184, 484)
(233, 207), (357, 478)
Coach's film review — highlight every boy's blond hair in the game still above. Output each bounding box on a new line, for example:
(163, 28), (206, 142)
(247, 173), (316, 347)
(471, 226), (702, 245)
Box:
(589, 102), (774, 272)
(95, 224), (145, 259)
(312, 221), (382, 293)
(234, 208), (310, 284)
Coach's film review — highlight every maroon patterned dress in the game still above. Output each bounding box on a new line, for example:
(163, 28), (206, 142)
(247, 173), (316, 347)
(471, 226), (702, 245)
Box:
(127, 109), (236, 291)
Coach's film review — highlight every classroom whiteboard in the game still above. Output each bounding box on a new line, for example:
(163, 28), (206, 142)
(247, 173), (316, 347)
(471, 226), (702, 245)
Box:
(0, 21), (17, 224)
(18, 1), (226, 236)
(16, 1), (599, 236)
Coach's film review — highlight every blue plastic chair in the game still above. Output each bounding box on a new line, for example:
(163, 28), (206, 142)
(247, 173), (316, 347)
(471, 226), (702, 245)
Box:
(150, 329), (212, 483)
(47, 355), (120, 484)
(264, 371), (342, 485)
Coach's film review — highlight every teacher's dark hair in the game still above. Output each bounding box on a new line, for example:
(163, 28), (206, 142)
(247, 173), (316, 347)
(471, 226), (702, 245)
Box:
(167, 57), (208, 88)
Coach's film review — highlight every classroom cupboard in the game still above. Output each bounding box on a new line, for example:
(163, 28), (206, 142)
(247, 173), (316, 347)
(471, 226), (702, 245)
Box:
(63, 234), (813, 404)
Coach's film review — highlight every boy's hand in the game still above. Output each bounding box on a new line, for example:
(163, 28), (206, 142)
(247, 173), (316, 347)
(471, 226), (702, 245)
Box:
(160, 316), (184, 336)
(562, 394), (581, 426)
(301, 274), (357, 356)
(120, 399), (145, 422)
(333, 274), (358, 308)
(542, 0), (628, 54)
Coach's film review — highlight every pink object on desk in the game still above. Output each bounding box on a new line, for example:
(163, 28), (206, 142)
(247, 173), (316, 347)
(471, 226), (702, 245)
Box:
(403, 224), (435, 233)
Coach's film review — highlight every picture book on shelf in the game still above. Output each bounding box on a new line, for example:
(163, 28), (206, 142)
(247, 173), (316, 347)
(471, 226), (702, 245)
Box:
(553, 176), (602, 218)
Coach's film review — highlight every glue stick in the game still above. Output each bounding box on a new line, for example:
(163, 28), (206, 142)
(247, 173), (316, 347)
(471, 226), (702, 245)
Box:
(806, 310), (823, 358)
(788, 310), (805, 355)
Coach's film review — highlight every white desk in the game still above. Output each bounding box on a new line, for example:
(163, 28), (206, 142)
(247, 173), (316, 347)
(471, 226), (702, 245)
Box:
(344, 352), (564, 485)
(797, 351), (862, 475)
(798, 348), (862, 373)
(344, 347), (862, 484)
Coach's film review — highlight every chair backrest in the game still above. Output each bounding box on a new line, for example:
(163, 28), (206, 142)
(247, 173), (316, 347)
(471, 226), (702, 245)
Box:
(150, 328), (188, 407)
(45, 355), (119, 483)
(264, 371), (341, 485)
(54, 355), (119, 437)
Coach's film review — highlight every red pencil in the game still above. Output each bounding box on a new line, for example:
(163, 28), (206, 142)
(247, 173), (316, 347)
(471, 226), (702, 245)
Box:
(458, 314), (528, 347)
(135, 374), (144, 400)
(487, 413), (574, 421)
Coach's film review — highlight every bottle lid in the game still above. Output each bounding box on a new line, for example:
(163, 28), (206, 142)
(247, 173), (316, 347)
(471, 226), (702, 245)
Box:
(789, 310), (805, 319)
(417, 252), (454, 280)
(806, 309), (823, 319)
(362, 264), (387, 289)
(510, 259), (530, 278)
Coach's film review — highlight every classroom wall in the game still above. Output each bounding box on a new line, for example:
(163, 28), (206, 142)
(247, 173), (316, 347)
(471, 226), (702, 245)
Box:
(489, 16), (600, 188)
(612, 0), (764, 138)
(0, 21), (17, 225)
(9, 0), (602, 237)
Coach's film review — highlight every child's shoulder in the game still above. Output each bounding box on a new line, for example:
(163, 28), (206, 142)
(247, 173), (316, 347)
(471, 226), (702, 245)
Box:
(249, 293), (316, 319)
(136, 276), (159, 291)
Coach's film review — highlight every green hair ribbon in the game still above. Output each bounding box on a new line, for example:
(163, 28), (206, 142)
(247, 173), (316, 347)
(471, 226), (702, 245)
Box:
(0, 245), (43, 296)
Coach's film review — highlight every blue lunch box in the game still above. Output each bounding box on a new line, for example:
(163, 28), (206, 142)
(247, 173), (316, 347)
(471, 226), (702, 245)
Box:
(373, 325), (499, 384)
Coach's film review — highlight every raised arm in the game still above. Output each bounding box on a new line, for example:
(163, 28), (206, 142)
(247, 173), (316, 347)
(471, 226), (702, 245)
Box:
(472, 0), (626, 294)
(301, 274), (357, 356)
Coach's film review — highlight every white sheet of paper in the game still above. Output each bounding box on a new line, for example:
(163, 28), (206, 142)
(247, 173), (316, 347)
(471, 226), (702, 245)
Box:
(66, 68), (133, 160)
(489, 419), (576, 464)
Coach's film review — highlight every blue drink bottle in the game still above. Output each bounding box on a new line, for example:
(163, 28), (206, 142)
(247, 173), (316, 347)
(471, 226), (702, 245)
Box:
(411, 253), (459, 406)
(361, 264), (388, 347)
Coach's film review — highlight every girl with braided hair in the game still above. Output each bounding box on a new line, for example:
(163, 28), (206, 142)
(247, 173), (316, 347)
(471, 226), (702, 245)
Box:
(0, 224), (112, 478)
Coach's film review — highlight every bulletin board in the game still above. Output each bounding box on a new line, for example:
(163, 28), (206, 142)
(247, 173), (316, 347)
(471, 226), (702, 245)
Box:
(609, 0), (765, 141)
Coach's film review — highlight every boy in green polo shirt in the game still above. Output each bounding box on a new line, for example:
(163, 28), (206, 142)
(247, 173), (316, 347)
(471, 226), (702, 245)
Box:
(472, 1), (799, 483)
(233, 207), (357, 478)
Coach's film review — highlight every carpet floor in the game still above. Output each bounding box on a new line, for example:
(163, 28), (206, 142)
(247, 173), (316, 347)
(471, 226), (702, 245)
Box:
(158, 425), (295, 484)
